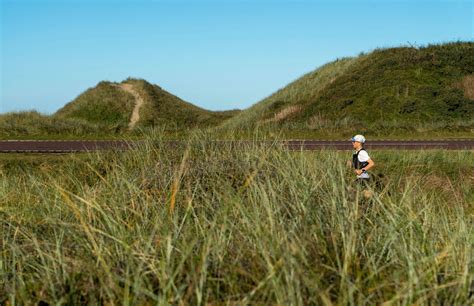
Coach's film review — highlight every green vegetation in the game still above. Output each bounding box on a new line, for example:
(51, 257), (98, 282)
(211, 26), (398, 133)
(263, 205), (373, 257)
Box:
(57, 78), (240, 131)
(0, 111), (115, 139)
(222, 42), (474, 137)
(1, 134), (472, 304)
(215, 119), (474, 140)
(222, 57), (359, 130)
(1, 79), (240, 139)
(124, 78), (239, 129)
(56, 81), (136, 128)
(308, 43), (473, 122)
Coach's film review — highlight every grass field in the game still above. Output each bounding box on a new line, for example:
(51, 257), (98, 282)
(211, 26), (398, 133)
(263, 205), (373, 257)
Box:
(213, 123), (474, 140)
(1, 133), (472, 304)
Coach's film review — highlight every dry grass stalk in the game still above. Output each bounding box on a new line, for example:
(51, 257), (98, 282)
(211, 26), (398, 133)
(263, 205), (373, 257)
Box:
(307, 113), (330, 129)
(169, 147), (189, 214)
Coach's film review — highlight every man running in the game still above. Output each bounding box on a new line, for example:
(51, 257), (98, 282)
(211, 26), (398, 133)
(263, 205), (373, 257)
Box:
(350, 134), (375, 185)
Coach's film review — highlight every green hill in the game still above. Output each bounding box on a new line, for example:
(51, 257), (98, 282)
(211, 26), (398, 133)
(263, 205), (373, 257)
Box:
(222, 42), (473, 137)
(55, 78), (240, 131)
(2, 79), (240, 138)
(222, 57), (360, 130)
(121, 79), (239, 129)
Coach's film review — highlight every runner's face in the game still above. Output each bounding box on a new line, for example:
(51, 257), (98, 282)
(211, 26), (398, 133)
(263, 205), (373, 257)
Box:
(352, 141), (362, 150)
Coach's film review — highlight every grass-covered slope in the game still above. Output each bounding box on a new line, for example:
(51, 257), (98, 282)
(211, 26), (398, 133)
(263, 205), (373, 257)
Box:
(222, 57), (359, 130)
(123, 79), (239, 129)
(307, 42), (473, 122)
(55, 81), (136, 128)
(223, 42), (474, 136)
(56, 79), (240, 132)
(1, 79), (240, 138)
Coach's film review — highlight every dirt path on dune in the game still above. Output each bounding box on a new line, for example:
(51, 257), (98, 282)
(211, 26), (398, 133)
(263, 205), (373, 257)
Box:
(118, 83), (144, 129)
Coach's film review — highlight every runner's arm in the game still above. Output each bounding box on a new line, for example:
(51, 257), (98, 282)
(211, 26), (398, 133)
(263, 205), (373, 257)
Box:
(362, 158), (375, 172)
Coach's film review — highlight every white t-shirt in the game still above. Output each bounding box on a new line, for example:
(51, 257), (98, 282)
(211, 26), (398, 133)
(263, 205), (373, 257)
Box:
(356, 149), (370, 179)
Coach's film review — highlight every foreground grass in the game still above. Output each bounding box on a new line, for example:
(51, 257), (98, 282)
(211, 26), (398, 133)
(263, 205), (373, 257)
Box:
(0, 134), (472, 304)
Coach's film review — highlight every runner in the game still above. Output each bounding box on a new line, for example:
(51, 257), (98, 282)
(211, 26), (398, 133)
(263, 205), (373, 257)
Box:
(350, 134), (375, 187)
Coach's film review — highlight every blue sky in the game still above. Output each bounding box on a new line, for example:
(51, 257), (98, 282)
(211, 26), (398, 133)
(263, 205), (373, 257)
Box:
(1, 0), (472, 114)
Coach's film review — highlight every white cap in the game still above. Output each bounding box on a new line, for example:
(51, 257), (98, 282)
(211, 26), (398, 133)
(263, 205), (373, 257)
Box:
(351, 134), (366, 143)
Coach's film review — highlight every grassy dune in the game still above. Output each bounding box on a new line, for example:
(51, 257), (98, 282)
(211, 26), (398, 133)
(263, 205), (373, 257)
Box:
(56, 81), (136, 128)
(223, 42), (474, 137)
(56, 78), (240, 132)
(221, 57), (359, 130)
(0, 79), (240, 139)
(1, 134), (472, 304)
(124, 79), (239, 129)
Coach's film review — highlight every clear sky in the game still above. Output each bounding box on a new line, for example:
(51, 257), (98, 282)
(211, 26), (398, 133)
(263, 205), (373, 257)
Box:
(1, 0), (472, 114)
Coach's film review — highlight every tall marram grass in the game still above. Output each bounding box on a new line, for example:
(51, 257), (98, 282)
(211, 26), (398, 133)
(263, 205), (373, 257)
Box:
(1, 133), (472, 304)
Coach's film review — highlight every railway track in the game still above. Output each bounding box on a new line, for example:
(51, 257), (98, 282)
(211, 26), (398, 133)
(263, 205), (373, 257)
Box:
(0, 140), (473, 153)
